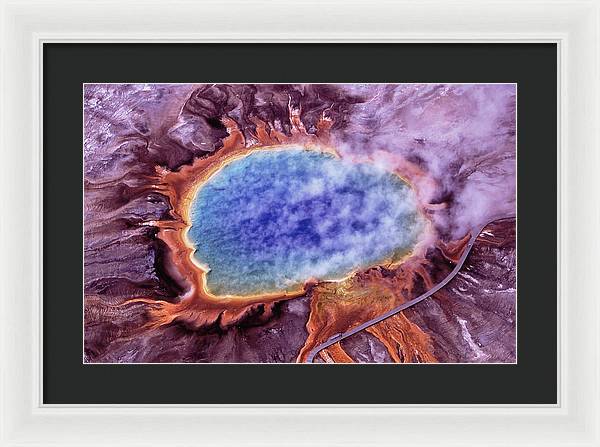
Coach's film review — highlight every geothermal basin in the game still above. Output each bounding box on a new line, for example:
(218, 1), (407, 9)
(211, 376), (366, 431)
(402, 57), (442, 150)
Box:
(188, 146), (425, 297)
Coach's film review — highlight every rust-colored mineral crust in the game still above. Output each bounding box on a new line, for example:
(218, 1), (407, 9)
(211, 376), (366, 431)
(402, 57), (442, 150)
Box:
(297, 227), (467, 363)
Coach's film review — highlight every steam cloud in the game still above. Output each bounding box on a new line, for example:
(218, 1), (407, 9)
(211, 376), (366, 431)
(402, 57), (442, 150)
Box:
(333, 84), (516, 237)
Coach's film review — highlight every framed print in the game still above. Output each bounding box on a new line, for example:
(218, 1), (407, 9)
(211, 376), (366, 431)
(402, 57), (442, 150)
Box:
(1, 0), (600, 446)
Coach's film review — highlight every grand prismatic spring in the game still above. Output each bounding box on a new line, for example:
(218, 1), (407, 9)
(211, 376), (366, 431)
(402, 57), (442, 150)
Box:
(84, 84), (516, 363)
(189, 148), (425, 297)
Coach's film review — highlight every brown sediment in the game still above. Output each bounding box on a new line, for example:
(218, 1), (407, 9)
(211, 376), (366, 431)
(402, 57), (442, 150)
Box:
(296, 256), (431, 363)
(366, 314), (438, 363)
(295, 229), (472, 363)
(123, 101), (441, 338)
(437, 231), (471, 264)
(318, 343), (355, 363)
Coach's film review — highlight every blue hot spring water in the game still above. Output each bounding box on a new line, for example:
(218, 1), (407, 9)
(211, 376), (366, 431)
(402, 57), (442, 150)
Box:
(188, 147), (424, 296)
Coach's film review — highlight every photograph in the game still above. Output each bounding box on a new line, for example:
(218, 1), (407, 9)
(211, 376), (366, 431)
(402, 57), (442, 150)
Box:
(83, 83), (516, 363)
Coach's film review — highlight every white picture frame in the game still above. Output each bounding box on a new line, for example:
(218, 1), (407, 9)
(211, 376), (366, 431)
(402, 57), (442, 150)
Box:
(1, 0), (598, 445)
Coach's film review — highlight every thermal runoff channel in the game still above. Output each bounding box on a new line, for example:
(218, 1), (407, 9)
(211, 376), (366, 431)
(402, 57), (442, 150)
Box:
(188, 147), (425, 297)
